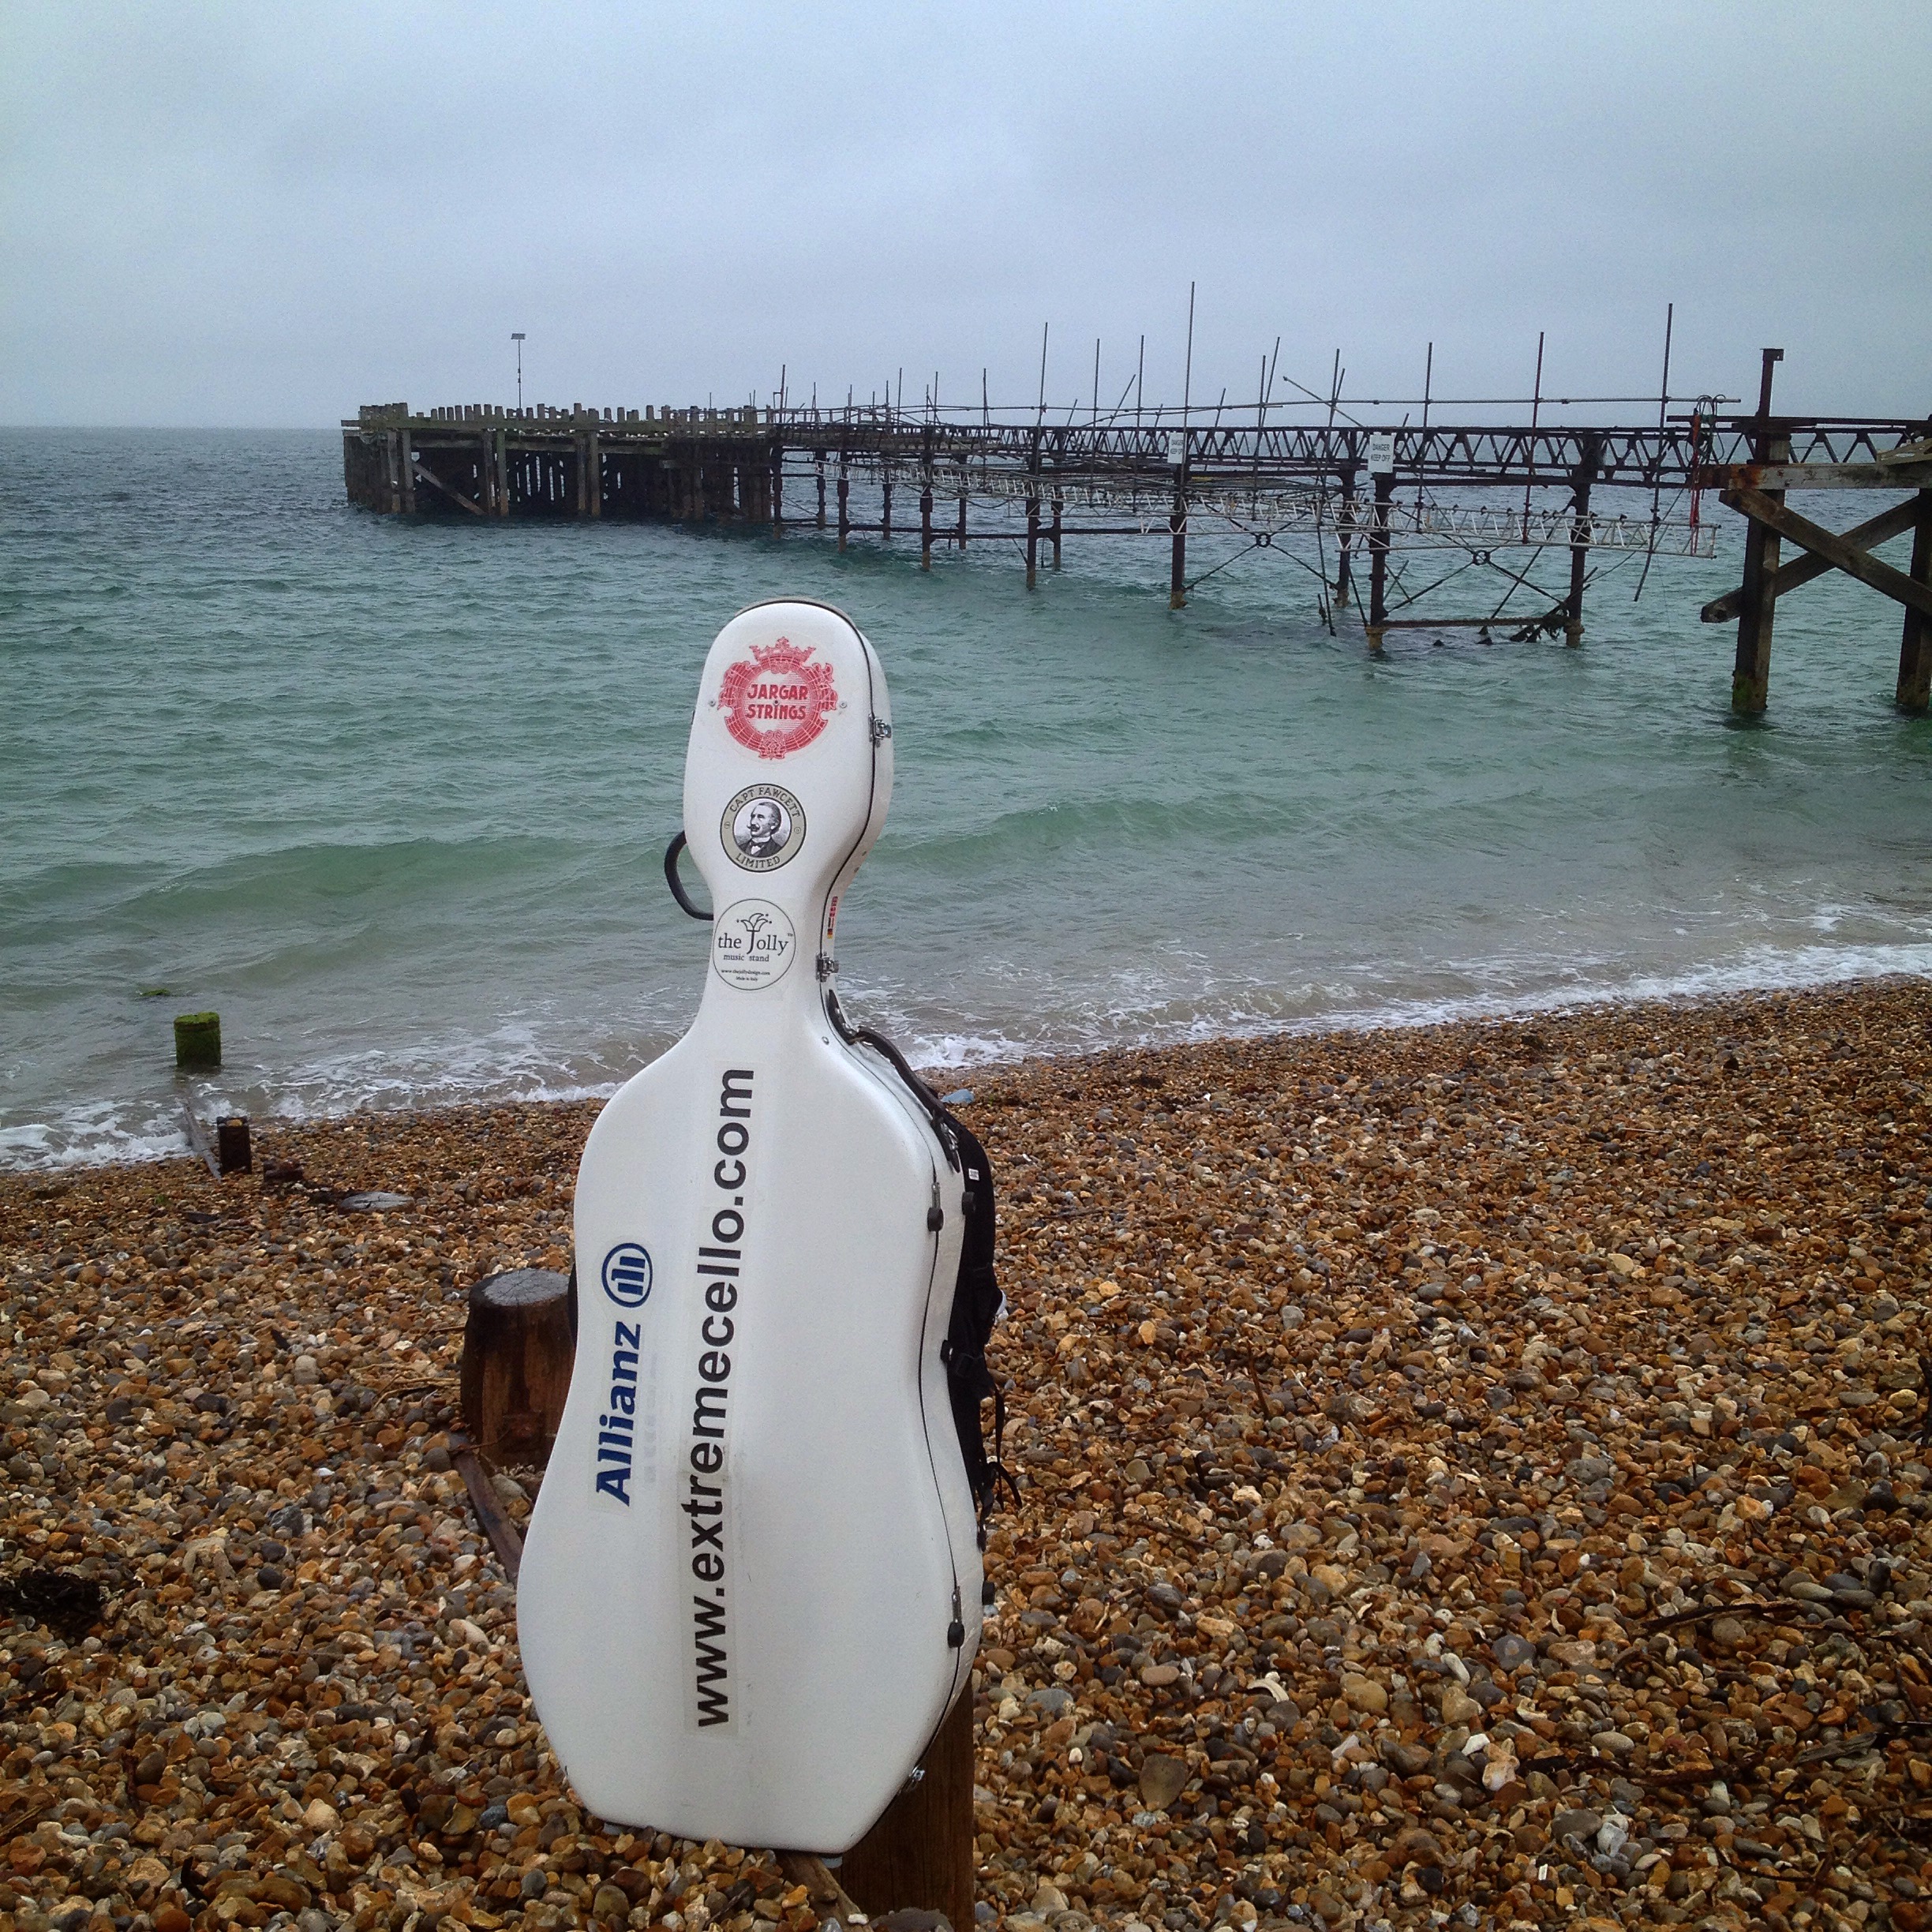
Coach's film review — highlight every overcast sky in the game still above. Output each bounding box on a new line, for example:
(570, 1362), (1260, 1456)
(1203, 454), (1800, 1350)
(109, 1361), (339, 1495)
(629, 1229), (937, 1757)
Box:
(4, 2), (1927, 427)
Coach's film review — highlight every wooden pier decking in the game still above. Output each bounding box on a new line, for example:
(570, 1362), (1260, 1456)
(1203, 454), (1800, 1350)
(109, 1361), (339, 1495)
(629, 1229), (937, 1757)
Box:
(343, 357), (1932, 715)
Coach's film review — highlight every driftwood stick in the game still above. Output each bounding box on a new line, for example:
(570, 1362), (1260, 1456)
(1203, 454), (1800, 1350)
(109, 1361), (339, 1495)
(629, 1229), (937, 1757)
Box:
(0, 1800), (56, 1848)
(1646, 1597), (1804, 1631)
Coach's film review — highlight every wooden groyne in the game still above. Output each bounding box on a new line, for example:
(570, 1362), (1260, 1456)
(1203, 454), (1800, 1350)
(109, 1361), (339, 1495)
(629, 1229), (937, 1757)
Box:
(343, 354), (1932, 715)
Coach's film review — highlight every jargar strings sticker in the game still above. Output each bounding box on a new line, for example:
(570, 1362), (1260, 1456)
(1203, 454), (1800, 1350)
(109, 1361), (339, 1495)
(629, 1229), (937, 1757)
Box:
(715, 638), (839, 760)
(721, 784), (806, 874)
(711, 900), (797, 990)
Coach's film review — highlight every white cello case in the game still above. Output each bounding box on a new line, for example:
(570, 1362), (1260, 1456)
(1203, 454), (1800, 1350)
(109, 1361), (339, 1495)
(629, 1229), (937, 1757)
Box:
(519, 598), (981, 1852)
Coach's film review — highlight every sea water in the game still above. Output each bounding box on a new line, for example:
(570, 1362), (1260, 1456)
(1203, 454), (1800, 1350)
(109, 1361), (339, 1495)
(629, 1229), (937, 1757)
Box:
(3, 427), (1929, 1167)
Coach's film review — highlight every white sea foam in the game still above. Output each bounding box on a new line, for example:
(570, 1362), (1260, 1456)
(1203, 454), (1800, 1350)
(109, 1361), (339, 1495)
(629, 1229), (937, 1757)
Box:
(9, 941), (1927, 1172)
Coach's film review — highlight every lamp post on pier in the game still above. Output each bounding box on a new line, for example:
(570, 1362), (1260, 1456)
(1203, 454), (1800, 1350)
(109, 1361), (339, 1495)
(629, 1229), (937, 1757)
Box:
(511, 332), (526, 411)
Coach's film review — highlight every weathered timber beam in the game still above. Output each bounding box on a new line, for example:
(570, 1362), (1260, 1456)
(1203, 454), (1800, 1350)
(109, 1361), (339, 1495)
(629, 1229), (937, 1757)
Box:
(1709, 460), (1932, 491)
(1722, 486), (1932, 621)
(1701, 496), (1923, 623)
(412, 462), (485, 517)
(773, 1857), (866, 1926)
(1373, 616), (1554, 629)
(178, 1100), (220, 1180)
(1033, 525), (1169, 536)
(452, 1440), (524, 1582)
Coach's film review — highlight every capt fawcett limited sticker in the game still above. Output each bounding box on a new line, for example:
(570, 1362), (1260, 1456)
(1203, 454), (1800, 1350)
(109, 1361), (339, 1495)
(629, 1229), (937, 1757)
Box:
(721, 784), (806, 873)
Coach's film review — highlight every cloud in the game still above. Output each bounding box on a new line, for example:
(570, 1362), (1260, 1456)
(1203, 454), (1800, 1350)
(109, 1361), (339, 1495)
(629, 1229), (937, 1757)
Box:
(2, 1), (1926, 424)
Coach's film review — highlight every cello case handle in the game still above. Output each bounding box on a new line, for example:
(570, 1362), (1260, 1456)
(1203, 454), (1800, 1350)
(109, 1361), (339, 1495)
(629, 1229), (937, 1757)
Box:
(663, 830), (713, 920)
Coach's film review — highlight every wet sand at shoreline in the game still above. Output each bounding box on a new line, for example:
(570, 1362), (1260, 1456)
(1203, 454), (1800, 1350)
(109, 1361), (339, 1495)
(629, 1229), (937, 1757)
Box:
(6, 978), (1932, 1932)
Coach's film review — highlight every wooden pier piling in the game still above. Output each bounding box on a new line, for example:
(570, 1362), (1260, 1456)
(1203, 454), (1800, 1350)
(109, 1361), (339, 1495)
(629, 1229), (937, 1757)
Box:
(1731, 441), (1787, 717)
(174, 1012), (221, 1071)
(1334, 468), (1357, 612)
(1731, 351), (1786, 716)
(1897, 492), (1932, 713)
(1366, 472), (1395, 649)
(1566, 435), (1601, 646)
(1167, 440), (1188, 612)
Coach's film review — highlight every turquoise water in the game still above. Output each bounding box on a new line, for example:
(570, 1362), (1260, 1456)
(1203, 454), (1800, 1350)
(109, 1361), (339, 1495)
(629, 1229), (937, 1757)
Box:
(3, 426), (1930, 1167)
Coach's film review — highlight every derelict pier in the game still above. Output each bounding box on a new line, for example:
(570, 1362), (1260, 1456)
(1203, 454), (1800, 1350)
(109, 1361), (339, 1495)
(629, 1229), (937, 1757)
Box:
(343, 354), (1932, 717)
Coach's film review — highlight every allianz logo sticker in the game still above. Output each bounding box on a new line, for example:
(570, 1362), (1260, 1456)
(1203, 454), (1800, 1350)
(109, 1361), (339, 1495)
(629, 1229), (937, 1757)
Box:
(602, 1242), (653, 1308)
(594, 1241), (655, 1508)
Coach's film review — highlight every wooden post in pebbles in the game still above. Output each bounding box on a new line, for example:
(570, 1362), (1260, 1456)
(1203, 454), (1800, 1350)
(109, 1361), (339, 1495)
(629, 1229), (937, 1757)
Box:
(459, 1268), (573, 1466)
(215, 1115), (252, 1175)
(834, 1689), (975, 1930)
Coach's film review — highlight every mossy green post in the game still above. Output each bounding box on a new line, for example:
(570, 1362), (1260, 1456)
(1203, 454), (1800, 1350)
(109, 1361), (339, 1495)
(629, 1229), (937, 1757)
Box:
(174, 1012), (221, 1069)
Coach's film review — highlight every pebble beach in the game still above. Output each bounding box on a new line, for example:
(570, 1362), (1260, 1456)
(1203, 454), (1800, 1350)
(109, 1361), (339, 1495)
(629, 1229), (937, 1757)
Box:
(6, 978), (1932, 1932)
